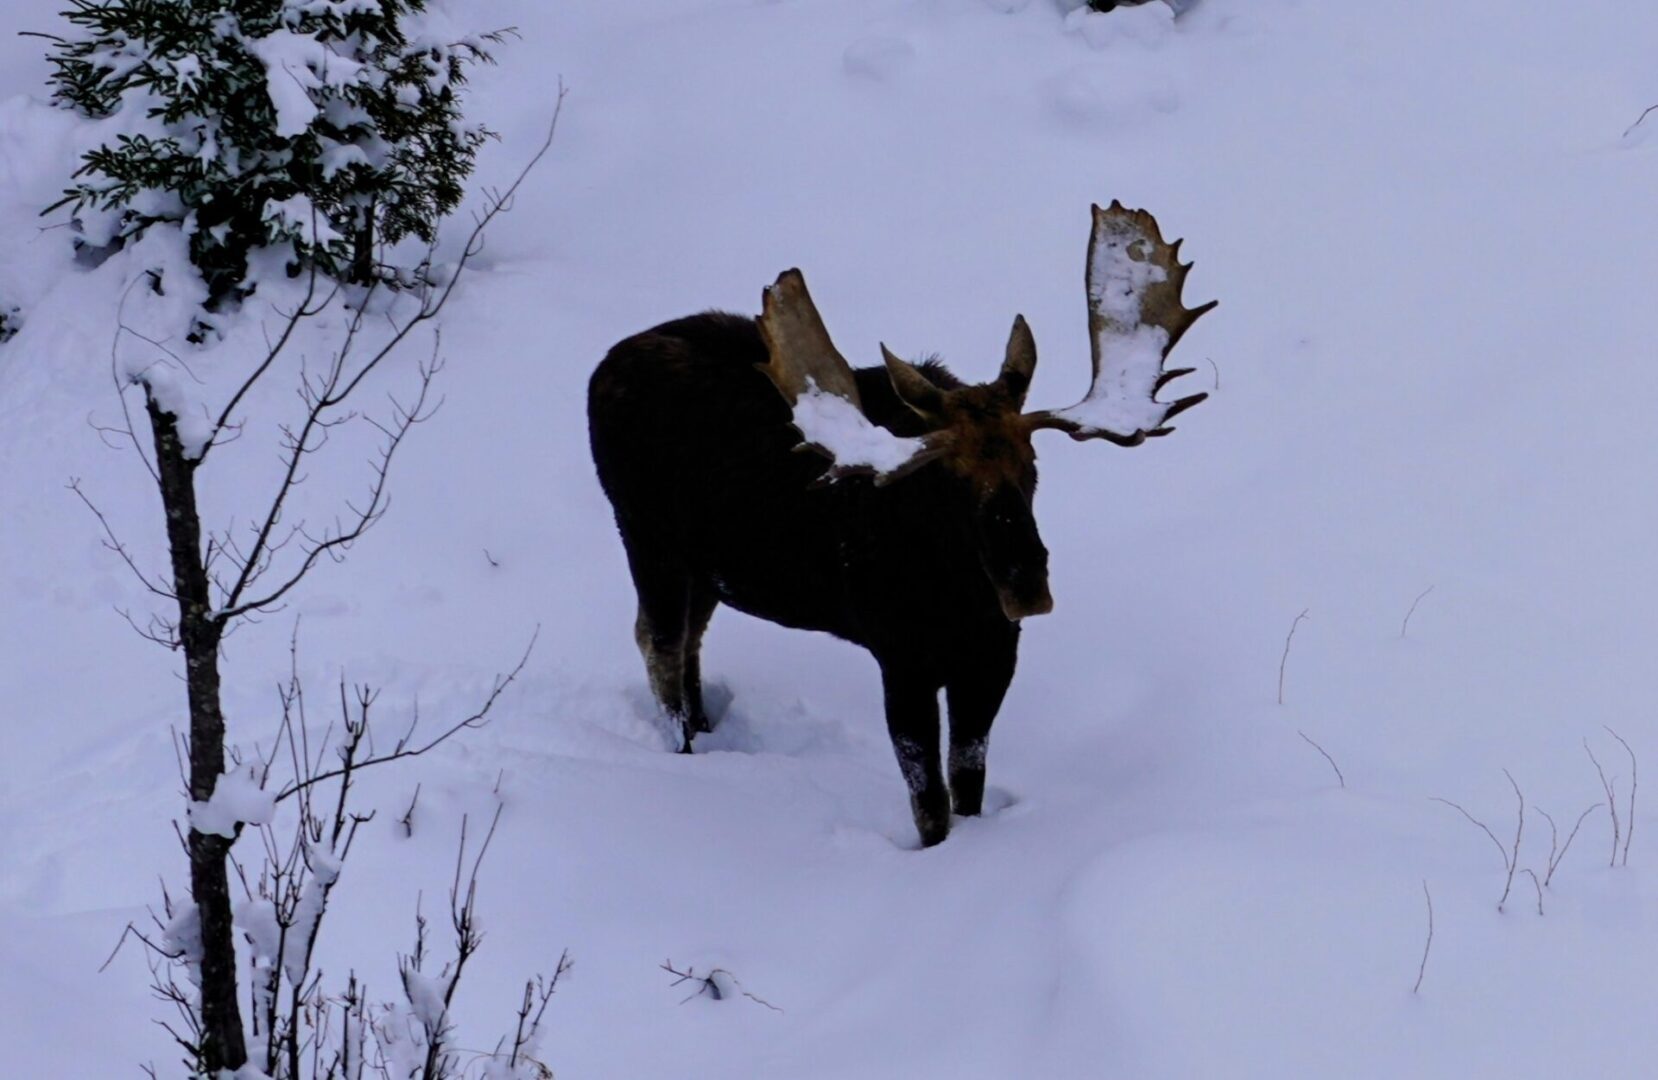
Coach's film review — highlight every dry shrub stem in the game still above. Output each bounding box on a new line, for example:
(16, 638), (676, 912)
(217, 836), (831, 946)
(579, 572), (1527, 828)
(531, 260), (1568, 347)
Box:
(1586, 739), (1622, 868)
(1538, 803), (1600, 887)
(1604, 726), (1637, 866)
(1400, 585), (1434, 638)
(1431, 769), (1524, 911)
(1520, 868), (1543, 916)
(1413, 880), (1433, 994)
(1278, 609), (1309, 706)
(661, 960), (784, 1013)
(1297, 730), (1345, 788)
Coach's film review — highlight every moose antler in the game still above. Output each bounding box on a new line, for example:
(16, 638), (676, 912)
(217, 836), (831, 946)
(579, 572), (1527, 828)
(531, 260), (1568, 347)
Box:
(757, 269), (951, 484)
(1025, 202), (1216, 445)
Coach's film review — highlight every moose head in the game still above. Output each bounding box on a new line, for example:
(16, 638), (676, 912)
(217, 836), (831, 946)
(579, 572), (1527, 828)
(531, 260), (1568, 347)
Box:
(756, 201), (1217, 623)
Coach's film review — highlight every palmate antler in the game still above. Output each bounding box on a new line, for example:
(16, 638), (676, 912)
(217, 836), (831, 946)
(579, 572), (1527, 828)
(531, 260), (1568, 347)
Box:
(758, 204), (1214, 482)
(1024, 201), (1216, 445)
(757, 269), (953, 484)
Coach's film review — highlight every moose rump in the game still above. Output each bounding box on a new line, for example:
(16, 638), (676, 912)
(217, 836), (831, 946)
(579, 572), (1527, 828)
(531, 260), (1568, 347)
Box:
(588, 203), (1214, 847)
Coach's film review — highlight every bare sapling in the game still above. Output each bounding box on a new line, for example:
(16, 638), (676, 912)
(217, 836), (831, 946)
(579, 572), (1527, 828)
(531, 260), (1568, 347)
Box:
(497, 953), (573, 1079)
(78, 93), (567, 1075)
(373, 808), (569, 1080)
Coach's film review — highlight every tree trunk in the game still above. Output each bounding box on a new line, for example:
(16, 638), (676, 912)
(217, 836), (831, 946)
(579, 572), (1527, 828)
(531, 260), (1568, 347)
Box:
(352, 212), (375, 286)
(146, 395), (248, 1073)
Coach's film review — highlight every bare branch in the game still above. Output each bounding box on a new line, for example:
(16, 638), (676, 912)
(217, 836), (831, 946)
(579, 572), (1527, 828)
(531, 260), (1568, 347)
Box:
(275, 629), (537, 803)
(216, 354), (441, 620)
(69, 478), (175, 600)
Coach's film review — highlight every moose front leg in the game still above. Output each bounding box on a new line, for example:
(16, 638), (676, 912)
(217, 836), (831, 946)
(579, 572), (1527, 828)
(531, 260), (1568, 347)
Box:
(880, 663), (951, 847)
(944, 624), (1019, 817)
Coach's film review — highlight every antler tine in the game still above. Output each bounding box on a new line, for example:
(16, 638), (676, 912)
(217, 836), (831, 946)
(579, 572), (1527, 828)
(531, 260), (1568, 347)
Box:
(756, 269), (946, 483)
(1025, 201), (1216, 445)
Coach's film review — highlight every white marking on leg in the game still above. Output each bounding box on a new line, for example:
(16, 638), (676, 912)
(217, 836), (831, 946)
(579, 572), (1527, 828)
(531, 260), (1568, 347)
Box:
(894, 736), (930, 794)
(950, 738), (987, 773)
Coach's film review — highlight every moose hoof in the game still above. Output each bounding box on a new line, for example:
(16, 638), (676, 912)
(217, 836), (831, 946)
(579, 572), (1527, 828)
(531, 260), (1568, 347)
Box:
(912, 793), (953, 847)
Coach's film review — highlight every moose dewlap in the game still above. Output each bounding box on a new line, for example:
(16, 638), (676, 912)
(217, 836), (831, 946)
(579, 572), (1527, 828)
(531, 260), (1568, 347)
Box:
(587, 202), (1215, 847)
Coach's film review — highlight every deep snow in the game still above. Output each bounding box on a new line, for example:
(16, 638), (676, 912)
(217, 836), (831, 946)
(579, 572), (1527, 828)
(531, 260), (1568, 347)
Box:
(5, 1), (1658, 1076)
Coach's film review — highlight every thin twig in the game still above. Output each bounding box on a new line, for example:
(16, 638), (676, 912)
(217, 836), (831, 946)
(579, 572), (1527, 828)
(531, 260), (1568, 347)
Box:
(1297, 730), (1345, 788)
(1278, 609), (1309, 706)
(1413, 880), (1433, 994)
(1624, 103), (1658, 139)
(1400, 585), (1434, 638)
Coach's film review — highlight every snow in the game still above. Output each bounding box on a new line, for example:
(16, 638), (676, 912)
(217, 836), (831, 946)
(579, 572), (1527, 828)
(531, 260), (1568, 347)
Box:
(4, 0), (1658, 1077)
(791, 379), (928, 477)
(244, 28), (363, 139)
(186, 764), (277, 839)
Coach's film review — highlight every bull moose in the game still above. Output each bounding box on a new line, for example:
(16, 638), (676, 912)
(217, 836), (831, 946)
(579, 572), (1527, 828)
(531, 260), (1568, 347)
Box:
(588, 203), (1215, 846)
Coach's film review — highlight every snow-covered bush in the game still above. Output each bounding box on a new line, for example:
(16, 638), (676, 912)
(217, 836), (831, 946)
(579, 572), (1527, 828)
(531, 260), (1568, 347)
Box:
(41, 0), (505, 302)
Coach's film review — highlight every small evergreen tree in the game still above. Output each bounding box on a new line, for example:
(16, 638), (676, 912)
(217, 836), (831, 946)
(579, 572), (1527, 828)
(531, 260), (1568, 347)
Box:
(41, 0), (507, 302)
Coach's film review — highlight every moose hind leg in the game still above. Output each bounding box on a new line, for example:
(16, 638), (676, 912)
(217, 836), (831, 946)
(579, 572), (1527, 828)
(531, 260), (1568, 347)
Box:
(624, 545), (699, 750)
(881, 662), (951, 847)
(944, 625), (1019, 816)
(680, 582), (719, 735)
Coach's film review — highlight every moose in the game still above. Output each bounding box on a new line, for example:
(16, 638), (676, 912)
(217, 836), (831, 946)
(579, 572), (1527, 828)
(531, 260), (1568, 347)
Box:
(588, 203), (1215, 846)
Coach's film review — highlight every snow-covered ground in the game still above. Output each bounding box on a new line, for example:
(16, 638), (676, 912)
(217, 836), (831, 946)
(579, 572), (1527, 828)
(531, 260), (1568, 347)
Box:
(5, 0), (1658, 1075)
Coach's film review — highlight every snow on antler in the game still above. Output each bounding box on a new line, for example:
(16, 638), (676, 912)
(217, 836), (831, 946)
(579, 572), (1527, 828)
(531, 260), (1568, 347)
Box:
(1027, 202), (1216, 446)
(757, 269), (945, 483)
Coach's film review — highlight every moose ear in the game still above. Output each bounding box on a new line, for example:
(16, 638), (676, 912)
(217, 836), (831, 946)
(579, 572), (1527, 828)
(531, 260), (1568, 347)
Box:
(881, 345), (947, 422)
(997, 314), (1037, 409)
